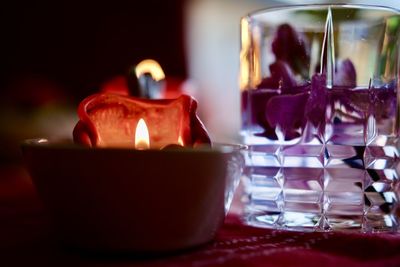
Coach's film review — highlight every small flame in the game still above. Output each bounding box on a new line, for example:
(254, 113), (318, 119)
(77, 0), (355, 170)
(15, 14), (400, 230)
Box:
(178, 135), (184, 146)
(135, 59), (165, 81)
(135, 118), (150, 150)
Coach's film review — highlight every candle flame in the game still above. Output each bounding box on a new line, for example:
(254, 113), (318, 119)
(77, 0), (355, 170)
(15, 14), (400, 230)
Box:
(135, 59), (165, 81)
(135, 118), (150, 149)
(178, 135), (184, 146)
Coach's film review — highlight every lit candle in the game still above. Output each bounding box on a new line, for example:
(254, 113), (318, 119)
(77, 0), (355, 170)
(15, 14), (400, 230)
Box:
(135, 118), (150, 150)
(73, 93), (211, 149)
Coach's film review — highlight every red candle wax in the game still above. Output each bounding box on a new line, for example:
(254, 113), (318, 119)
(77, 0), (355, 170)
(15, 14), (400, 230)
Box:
(73, 93), (211, 148)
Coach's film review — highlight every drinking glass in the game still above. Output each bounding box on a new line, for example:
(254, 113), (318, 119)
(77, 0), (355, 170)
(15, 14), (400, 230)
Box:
(240, 4), (400, 232)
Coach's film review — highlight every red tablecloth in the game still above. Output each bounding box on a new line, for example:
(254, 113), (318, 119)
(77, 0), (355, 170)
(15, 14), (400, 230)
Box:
(1, 165), (400, 267)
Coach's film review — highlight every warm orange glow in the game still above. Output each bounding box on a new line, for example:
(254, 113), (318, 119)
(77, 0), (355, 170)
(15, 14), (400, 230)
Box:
(239, 17), (261, 91)
(135, 59), (166, 81)
(135, 118), (150, 149)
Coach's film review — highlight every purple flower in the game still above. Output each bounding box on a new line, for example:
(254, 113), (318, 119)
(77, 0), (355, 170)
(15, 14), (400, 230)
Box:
(271, 23), (310, 76)
(242, 89), (280, 139)
(257, 61), (297, 92)
(265, 91), (309, 140)
(330, 59), (363, 120)
(368, 82), (397, 120)
(305, 74), (328, 136)
(334, 59), (357, 87)
(243, 23), (364, 141)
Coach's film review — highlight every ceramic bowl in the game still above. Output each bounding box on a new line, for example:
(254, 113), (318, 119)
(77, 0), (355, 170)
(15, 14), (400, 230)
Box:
(22, 139), (244, 253)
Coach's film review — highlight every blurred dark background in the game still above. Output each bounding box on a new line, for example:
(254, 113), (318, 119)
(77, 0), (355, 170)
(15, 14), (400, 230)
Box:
(0, 0), (186, 103)
(0, 0), (186, 162)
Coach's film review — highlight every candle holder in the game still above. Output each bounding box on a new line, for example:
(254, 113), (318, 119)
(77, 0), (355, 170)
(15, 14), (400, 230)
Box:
(22, 139), (244, 253)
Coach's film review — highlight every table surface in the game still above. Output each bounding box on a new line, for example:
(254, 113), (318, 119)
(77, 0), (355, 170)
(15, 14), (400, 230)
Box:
(1, 164), (400, 267)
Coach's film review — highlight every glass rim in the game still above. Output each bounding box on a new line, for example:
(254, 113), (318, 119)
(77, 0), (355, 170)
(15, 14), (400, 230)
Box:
(245, 3), (400, 18)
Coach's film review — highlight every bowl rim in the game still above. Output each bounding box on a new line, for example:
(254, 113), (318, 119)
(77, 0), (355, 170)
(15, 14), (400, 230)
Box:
(21, 138), (247, 154)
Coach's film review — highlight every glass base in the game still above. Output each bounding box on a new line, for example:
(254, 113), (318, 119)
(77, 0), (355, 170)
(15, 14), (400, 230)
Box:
(242, 138), (400, 233)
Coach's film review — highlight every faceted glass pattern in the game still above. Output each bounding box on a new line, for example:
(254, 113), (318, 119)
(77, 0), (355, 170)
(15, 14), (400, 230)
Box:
(241, 5), (400, 232)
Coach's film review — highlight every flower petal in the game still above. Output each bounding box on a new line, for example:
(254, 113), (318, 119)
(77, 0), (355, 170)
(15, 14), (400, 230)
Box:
(266, 91), (309, 139)
(271, 23), (310, 75)
(334, 59), (357, 87)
